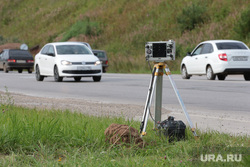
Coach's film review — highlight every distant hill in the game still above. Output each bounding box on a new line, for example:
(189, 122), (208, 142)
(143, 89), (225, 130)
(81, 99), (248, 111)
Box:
(0, 0), (249, 73)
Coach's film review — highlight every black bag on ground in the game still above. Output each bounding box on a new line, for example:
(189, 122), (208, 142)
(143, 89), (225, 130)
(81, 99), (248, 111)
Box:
(157, 116), (186, 142)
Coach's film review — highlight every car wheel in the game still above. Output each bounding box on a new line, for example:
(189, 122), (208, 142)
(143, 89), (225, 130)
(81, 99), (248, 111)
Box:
(54, 66), (63, 82)
(36, 65), (44, 81)
(18, 69), (23, 73)
(74, 77), (81, 82)
(206, 66), (216, 80)
(93, 76), (101, 82)
(3, 64), (8, 73)
(244, 73), (250, 81)
(181, 65), (190, 79)
(28, 69), (32, 73)
(217, 74), (226, 80)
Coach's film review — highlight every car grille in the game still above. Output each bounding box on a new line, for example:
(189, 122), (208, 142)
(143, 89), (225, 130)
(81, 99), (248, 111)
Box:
(62, 70), (101, 74)
(72, 62), (95, 65)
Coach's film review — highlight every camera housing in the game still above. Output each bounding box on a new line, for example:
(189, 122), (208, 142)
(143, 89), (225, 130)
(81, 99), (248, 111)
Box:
(145, 40), (175, 62)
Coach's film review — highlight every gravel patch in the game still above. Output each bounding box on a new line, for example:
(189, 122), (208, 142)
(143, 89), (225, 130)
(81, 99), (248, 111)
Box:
(1, 92), (170, 121)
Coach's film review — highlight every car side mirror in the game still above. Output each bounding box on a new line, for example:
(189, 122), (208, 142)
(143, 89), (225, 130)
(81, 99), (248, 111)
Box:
(186, 52), (191, 56)
(47, 53), (55, 56)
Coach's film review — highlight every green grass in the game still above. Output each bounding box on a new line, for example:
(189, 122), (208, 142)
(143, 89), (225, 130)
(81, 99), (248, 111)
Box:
(0, 91), (249, 166)
(0, 105), (249, 166)
(1, 0), (250, 73)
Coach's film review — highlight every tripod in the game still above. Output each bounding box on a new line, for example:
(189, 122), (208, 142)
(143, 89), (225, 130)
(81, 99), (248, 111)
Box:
(140, 62), (198, 137)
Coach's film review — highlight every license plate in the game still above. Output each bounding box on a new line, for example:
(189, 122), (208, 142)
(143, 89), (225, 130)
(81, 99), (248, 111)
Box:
(232, 56), (248, 61)
(77, 66), (92, 70)
(16, 60), (26, 63)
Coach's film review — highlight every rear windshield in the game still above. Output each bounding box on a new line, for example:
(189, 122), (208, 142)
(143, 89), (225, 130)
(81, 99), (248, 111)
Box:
(56, 45), (92, 55)
(9, 50), (32, 57)
(216, 42), (248, 50)
(93, 51), (106, 58)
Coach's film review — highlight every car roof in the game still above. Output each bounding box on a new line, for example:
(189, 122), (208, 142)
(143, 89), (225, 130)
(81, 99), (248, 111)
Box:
(92, 49), (105, 52)
(202, 40), (244, 44)
(46, 42), (86, 46)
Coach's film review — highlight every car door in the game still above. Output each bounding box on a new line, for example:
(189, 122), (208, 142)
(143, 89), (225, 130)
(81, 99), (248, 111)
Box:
(38, 45), (50, 75)
(45, 45), (56, 76)
(0, 52), (3, 69)
(186, 44), (203, 74)
(199, 43), (214, 74)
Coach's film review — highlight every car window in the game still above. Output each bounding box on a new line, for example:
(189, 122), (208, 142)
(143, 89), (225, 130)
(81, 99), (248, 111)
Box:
(41, 45), (50, 54)
(3, 51), (8, 59)
(82, 43), (92, 50)
(9, 50), (32, 57)
(93, 51), (105, 58)
(47, 46), (55, 55)
(56, 45), (92, 55)
(192, 44), (203, 55)
(201, 43), (213, 54)
(216, 42), (248, 50)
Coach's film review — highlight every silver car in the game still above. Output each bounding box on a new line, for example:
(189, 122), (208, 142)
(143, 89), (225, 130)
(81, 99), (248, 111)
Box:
(181, 40), (250, 80)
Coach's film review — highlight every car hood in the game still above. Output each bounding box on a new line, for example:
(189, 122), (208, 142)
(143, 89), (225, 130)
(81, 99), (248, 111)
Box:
(57, 54), (99, 62)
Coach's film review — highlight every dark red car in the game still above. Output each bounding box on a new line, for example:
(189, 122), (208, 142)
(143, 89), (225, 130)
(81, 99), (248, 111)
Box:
(92, 49), (108, 73)
(0, 49), (34, 73)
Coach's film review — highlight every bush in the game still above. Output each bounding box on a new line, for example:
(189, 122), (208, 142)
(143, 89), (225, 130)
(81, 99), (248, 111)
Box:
(177, 2), (208, 33)
(0, 36), (6, 45)
(61, 18), (102, 41)
(234, 6), (250, 40)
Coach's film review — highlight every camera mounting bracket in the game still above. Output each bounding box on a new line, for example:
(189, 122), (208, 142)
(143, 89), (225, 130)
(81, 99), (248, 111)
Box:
(140, 62), (198, 138)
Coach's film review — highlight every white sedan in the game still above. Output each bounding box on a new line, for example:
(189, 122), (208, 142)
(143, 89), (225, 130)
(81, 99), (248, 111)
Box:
(35, 42), (102, 82)
(180, 40), (250, 80)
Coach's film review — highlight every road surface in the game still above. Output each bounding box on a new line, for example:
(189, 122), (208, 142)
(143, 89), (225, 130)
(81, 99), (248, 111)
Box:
(0, 71), (249, 135)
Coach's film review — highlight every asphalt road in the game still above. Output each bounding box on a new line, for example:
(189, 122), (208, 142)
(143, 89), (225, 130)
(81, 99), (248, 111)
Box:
(0, 71), (249, 135)
(0, 71), (250, 112)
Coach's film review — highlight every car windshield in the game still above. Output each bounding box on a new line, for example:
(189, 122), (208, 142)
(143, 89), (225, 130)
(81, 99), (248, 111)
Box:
(94, 51), (105, 58)
(216, 42), (248, 50)
(56, 45), (92, 55)
(9, 50), (32, 57)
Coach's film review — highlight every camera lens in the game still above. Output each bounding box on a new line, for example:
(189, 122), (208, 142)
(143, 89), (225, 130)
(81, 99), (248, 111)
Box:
(147, 49), (152, 54)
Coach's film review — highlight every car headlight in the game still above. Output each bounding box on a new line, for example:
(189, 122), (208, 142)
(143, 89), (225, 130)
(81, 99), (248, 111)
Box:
(95, 60), (101, 66)
(61, 60), (72, 65)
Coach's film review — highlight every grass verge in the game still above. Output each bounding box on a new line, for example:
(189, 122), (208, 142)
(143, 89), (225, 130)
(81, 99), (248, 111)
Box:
(0, 91), (249, 166)
(0, 105), (249, 166)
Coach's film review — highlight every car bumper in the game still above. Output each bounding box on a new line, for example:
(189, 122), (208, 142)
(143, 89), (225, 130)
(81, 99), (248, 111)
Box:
(213, 62), (250, 74)
(221, 68), (250, 75)
(102, 64), (108, 68)
(58, 65), (102, 77)
(7, 62), (34, 69)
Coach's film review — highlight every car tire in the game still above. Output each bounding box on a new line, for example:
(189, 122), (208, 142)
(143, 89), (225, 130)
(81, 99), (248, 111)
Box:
(217, 74), (226, 80)
(54, 66), (63, 82)
(36, 65), (44, 81)
(181, 65), (191, 79)
(18, 69), (23, 73)
(244, 73), (250, 81)
(3, 64), (8, 73)
(74, 77), (81, 82)
(206, 66), (216, 80)
(93, 76), (101, 82)
(28, 69), (32, 73)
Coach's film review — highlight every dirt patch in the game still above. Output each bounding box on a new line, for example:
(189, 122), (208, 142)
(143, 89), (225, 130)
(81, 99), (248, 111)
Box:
(0, 43), (41, 55)
(104, 123), (145, 148)
(0, 43), (21, 52)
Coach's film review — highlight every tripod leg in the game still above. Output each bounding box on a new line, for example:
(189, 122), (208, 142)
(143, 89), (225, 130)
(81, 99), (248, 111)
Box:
(165, 67), (198, 137)
(140, 67), (158, 136)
